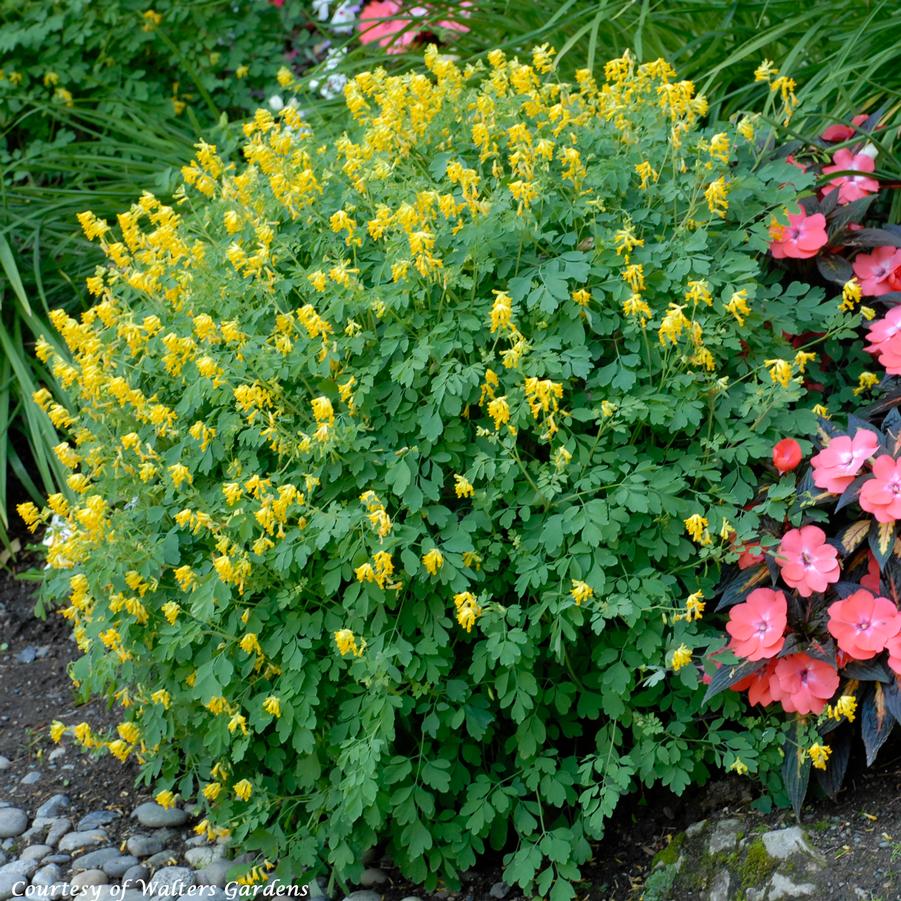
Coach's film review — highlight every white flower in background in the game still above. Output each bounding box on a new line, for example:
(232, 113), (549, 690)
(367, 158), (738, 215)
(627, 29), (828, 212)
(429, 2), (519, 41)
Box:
(268, 94), (284, 111)
(330, 0), (360, 34)
(43, 515), (73, 569)
(313, 0), (332, 19)
(310, 46), (348, 99)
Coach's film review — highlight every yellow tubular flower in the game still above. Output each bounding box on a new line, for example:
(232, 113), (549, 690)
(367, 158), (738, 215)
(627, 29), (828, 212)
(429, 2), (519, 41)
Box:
(233, 779), (253, 801)
(155, 790), (176, 810)
(422, 548), (444, 575)
(670, 644), (692, 671)
(808, 743), (831, 770)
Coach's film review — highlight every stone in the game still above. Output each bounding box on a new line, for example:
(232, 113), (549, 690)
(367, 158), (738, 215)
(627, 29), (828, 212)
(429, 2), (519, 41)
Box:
(489, 883), (511, 900)
(20, 844), (52, 861)
(57, 830), (108, 852)
(122, 864), (150, 885)
(767, 872), (816, 899)
(102, 855), (140, 879)
(685, 819), (707, 839)
(71, 846), (121, 871)
(0, 859), (39, 899)
(400, 897), (423, 901)
(146, 850), (180, 870)
(306, 878), (328, 900)
(0, 759), (10, 772)
(47, 749), (65, 764)
(194, 860), (232, 888)
(70, 869), (108, 889)
(31, 864), (62, 887)
(45, 819), (71, 848)
(35, 795), (70, 819)
(708, 817), (743, 855)
(761, 826), (822, 863)
(184, 845), (223, 868)
(150, 867), (195, 894)
(77, 811), (118, 832)
(20, 772), (41, 786)
(359, 868), (387, 888)
(0, 809), (28, 839)
(341, 894), (380, 901)
(184, 835), (208, 848)
(133, 802), (189, 828)
(18, 825), (49, 846)
(126, 833), (169, 858)
(709, 870), (731, 901)
(41, 856), (70, 866)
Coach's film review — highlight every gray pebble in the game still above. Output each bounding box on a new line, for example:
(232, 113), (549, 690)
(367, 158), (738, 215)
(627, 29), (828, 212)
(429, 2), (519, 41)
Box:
(126, 833), (169, 858)
(71, 846), (120, 872)
(0, 759), (11, 772)
(194, 859), (232, 888)
(0, 859), (39, 898)
(102, 855), (140, 879)
(342, 893), (381, 901)
(41, 856), (70, 866)
(359, 868), (387, 888)
(70, 869), (108, 888)
(151, 867), (195, 894)
(20, 772), (41, 786)
(489, 883), (511, 899)
(18, 824), (49, 846)
(45, 819), (71, 848)
(20, 845), (52, 861)
(47, 749), (65, 764)
(0, 842), (10, 853)
(400, 897), (423, 901)
(0, 809), (28, 839)
(184, 845), (223, 868)
(184, 835), (207, 848)
(145, 849), (180, 870)
(77, 811), (118, 832)
(31, 864), (62, 887)
(35, 795), (70, 820)
(132, 802), (189, 829)
(57, 830), (108, 853)
(122, 864), (150, 885)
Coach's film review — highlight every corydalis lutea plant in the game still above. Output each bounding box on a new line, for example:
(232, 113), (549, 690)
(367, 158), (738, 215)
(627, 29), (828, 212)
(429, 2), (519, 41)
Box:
(24, 46), (847, 899)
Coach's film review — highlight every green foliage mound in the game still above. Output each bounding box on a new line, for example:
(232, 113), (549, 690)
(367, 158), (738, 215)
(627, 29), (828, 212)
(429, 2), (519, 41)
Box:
(29, 46), (845, 898)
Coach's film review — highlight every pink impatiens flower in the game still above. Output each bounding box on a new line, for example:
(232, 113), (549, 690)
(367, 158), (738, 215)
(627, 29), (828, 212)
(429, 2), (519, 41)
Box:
(810, 428), (879, 494)
(777, 526), (841, 597)
(822, 149), (880, 204)
(887, 633), (901, 677)
(827, 589), (901, 660)
(859, 455), (901, 522)
(854, 246), (901, 297)
(769, 210), (828, 260)
(865, 306), (901, 375)
(358, 0), (424, 52)
(821, 113), (869, 143)
(771, 653), (839, 715)
(726, 588), (788, 661)
(731, 659), (779, 706)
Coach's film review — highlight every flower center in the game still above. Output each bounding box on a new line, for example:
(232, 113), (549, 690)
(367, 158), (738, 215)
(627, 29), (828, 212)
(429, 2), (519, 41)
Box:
(856, 619), (872, 633)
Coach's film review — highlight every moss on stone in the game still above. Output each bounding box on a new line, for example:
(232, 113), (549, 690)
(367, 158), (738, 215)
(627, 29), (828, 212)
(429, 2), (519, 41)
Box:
(651, 831), (685, 869)
(737, 838), (778, 889)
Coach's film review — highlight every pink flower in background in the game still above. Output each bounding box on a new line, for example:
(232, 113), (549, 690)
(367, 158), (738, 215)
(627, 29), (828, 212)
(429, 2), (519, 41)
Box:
(771, 653), (839, 715)
(737, 543), (765, 570)
(777, 526), (840, 596)
(887, 633), (901, 676)
(860, 549), (881, 593)
(854, 246), (901, 297)
(726, 588), (788, 661)
(822, 149), (879, 204)
(773, 438), (803, 474)
(358, 0), (423, 52)
(769, 210), (828, 259)
(811, 428), (879, 493)
(859, 455), (901, 522)
(821, 113), (869, 143)
(827, 589), (901, 660)
(865, 306), (901, 374)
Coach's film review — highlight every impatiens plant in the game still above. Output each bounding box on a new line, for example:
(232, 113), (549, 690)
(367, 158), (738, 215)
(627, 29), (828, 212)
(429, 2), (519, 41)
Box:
(706, 406), (901, 815)
(22, 47), (849, 898)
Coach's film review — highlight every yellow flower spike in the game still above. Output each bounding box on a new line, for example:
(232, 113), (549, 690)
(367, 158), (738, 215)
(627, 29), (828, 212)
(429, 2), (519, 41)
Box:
(233, 779), (253, 801)
(453, 592), (482, 632)
(729, 758), (749, 776)
(422, 548), (444, 575)
(239, 633), (262, 656)
(670, 644), (692, 672)
(155, 790), (176, 810)
(570, 580), (593, 606)
(262, 696), (281, 718)
(808, 743), (831, 770)
(203, 782), (222, 801)
(334, 629), (364, 657)
(725, 290), (751, 327)
(49, 721), (67, 743)
(454, 475), (474, 498)
(684, 514), (711, 546)
(840, 278), (862, 311)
